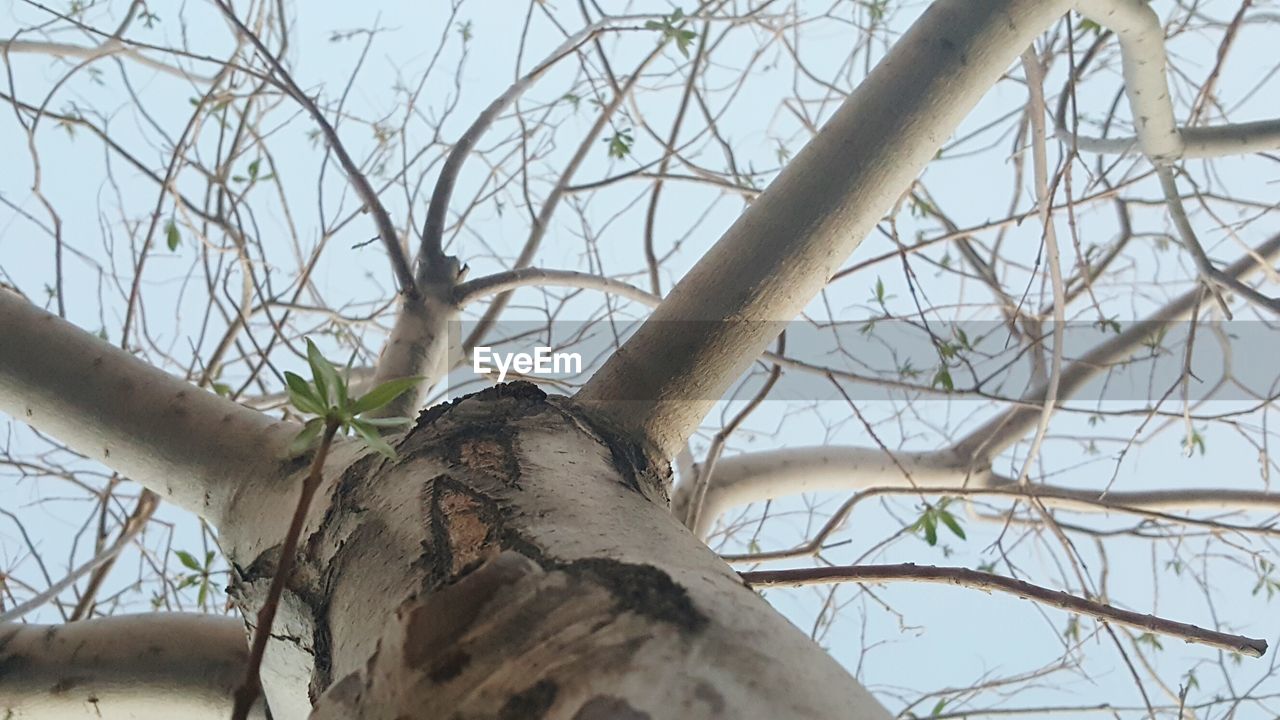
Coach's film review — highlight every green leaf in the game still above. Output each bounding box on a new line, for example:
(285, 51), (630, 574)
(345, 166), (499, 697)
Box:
(197, 580), (209, 606)
(351, 377), (424, 416)
(604, 128), (634, 159)
(305, 338), (341, 408)
(922, 513), (938, 546)
(289, 417), (325, 456)
(932, 367), (954, 392)
(284, 371), (325, 416)
(165, 219), (181, 251)
(212, 382), (232, 397)
(938, 510), (966, 540)
(350, 419), (398, 459)
(675, 28), (697, 57)
(248, 158), (261, 180)
(175, 550), (202, 571)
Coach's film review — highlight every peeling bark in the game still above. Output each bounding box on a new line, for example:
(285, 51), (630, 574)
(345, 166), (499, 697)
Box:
(224, 383), (890, 720)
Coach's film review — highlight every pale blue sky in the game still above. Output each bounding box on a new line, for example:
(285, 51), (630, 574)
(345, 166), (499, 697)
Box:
(2, 1), (1279, 716)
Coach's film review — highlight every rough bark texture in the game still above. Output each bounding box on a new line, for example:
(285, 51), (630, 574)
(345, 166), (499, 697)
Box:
(226, 383), (890, 720)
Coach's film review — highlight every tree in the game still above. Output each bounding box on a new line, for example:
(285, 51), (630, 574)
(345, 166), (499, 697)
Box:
(2, 0), (1279, 717)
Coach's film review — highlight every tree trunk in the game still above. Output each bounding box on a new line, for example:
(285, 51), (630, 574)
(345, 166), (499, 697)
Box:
(226, 383), (889, 719)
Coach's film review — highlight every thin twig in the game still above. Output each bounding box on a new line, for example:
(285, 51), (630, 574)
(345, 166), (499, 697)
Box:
(69, 489), (158, 620)
(0, 494), (154, 623)
(215, 0), (417, 295)
(418, 19), (609, 275)
(740, 563), (1268, 658)
(231, 419), (339, 720)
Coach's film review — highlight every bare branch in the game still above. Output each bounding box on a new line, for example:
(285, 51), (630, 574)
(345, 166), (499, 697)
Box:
(214, 0), (416, 295)
(951, 232), (1280, 464)
(418, 19), (607, 274)
(0, 37), (209, 82)
(740, 563), (1268, 658)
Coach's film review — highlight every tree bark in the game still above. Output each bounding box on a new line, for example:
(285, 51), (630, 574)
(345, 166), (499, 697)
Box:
(223, 383), (890, 720)
(0, 614), (265, 719)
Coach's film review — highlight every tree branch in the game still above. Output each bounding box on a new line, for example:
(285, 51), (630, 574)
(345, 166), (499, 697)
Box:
(455, 267), (661, 307)
(950, 232), (1280, 464)
(740, 563), (1267, 658)
(576, 0), (1078, 457)
(1074, 0), (1183, 162)
(1056, 117), (1280, 159)
(0, 613), (267, 719)
(0, 38), (210, 82)
(417, 19), (607, 273)
(676, 234), (1280, 536)
(0, 289), (296, 525)
(214, 0), (416, 295)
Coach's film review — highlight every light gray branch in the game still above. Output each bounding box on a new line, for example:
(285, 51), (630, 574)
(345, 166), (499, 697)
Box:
(0, 289), (296, 525)
(0, 613), (267, 719)
(682, 234), (1280, 535)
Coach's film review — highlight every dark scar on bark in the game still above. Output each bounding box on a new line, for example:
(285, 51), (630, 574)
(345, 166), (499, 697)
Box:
(498, 679), (559, 720)
(545, 395), (671, 504)
(574, 695), (651, 720)
(417, 474), (504, 588)
(499, 530), (707, 634)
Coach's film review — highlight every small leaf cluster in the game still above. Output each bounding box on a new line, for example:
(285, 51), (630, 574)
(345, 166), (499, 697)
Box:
(604, 128), (634, 159)
(909, 497), (966, 546)
(284, 339), (421, 459)
(645, 9), (698, 58)
(173, 549), (219, 607)
(1252, 558), (1280, 600)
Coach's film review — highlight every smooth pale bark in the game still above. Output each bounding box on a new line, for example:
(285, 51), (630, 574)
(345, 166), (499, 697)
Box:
(0, 288), (296, 526)
(217, 384), (890, 720)
(1059, 118), (1280, 159)
(1075, 0), (1182, 162)
(0, 614), (265, 719)
(577, 0), (1076, 457)
(673, 447), (986, 538)
(676, 445), (1280, 539)
(0, 38), (206, 82)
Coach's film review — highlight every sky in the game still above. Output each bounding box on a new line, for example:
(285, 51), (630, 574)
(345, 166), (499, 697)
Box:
(2, 0), (1280, 717)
